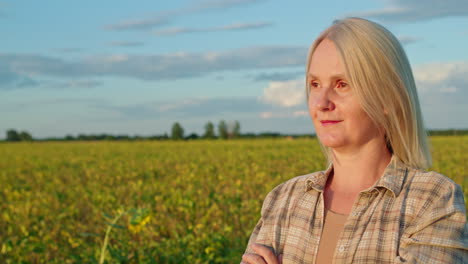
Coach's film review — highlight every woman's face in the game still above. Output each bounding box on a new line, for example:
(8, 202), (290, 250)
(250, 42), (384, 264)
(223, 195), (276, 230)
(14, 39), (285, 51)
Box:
(308, 39), (383, 153)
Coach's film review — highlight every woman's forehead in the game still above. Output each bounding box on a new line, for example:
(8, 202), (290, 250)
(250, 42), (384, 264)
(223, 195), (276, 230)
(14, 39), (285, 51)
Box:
(308, 42), (347, 79)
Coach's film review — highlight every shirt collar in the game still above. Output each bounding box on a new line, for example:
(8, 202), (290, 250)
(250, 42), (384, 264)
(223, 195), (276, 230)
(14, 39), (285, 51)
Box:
(372, 155), (408, 197)
(305, 163), (333, 193)
(305, 155), (408, 197)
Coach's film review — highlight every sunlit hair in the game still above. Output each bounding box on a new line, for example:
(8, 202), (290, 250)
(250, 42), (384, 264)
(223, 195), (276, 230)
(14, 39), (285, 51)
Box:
(306, 17), (431, 169)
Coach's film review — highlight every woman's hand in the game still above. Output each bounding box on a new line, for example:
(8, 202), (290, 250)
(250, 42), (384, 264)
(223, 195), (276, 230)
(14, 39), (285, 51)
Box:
(241, 243), (283, 264)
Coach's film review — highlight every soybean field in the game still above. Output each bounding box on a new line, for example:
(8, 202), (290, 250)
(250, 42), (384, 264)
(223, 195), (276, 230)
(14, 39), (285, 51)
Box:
(1, 136), (466, 263)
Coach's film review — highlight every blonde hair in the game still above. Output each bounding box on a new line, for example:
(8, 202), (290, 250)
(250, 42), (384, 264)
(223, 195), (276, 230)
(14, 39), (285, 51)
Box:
(306, 17), (431, 169)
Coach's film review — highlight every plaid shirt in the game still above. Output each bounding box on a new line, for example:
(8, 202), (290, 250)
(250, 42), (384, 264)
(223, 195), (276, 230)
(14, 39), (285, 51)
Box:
(244, 156), (468, 263)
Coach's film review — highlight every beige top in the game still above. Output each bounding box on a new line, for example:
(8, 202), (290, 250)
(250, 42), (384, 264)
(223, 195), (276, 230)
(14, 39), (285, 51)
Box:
(315, 209), (348, 264)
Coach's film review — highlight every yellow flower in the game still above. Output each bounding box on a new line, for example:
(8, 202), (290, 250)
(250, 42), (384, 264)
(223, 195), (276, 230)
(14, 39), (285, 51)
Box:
(128, 215), (151, 234)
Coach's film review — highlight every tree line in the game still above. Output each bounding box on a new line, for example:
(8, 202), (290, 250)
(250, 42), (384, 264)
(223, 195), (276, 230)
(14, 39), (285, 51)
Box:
(4, 126), (468, 142)
(170, 120), (240, 140)
(5, 129), (33, 141)
(3, 120), (282, 142)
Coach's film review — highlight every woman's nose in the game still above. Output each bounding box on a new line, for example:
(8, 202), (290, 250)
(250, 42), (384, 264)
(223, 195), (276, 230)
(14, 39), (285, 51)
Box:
(310, 89), (335, 111)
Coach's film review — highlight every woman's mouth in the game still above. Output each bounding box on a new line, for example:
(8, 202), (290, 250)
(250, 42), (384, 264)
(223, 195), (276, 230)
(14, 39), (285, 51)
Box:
(320, 120), (343, 126)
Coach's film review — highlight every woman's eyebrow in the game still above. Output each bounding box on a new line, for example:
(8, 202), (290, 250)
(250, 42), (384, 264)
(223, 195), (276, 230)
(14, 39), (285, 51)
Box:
(308, 73), (347, 79)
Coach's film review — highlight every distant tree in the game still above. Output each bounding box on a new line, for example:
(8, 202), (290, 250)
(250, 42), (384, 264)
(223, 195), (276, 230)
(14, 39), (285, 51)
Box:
(241, 133), (257, 138)
(218, 120), (228, 139)
(259, 132), (281, 138)
(231, 120), (241, 138)
(19, 131), (33, 141)
(203, 122), (216, 139)
(65, 134), (75, 141)
(113, 135), (122, 140)
(6, 129), (20, 142)
(186, 133), (199, 140)
(171, 122), (184, 140)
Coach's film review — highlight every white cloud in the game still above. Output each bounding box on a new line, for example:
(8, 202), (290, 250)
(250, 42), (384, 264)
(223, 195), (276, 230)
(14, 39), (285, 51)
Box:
(414, 61), (468, 93)
(0, 46), (307, 86)
(260, 79), (306, 107)
(105, 0), (264, 31)
(58, 80), (102, 89)
(259, 110), (309, 119)
(397, 35), (422, 45)
(98, 97), (270, 120)
(104, 17), (168, 31)
(54, 48), (84, 53)
(349, 0), (468, 22)
(196, 0), (261, 10)
(440, 86), (457, 93)
(158, 98), (205, 111)
(412, 61), (468, 128)
(154, 22), (272, 36)
(260, 111), (273, 119)
(100, 54), (129, 63)
(108, 41), (145, 47)
(248, 71), (303, 82)
(293, 110), (308, 117)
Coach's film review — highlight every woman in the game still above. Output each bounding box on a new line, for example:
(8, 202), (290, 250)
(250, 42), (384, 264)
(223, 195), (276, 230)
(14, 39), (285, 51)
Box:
(241, 17), (467, 264)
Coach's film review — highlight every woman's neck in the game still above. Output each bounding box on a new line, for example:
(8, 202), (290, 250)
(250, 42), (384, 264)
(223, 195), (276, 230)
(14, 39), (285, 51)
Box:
(328, 140), (392, 194)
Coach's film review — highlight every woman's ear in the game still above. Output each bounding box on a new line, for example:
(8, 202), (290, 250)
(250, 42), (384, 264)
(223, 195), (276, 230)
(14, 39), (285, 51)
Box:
(384, 133), (393, 154)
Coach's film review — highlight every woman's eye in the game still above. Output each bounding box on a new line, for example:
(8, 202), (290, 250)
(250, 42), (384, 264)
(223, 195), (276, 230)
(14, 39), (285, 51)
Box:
(310, 81), (319, 88)
(337, 81), (348, 88)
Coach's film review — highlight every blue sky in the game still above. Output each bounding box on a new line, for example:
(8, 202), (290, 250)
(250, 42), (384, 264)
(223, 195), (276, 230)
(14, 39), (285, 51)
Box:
(1, 0), (468, 138)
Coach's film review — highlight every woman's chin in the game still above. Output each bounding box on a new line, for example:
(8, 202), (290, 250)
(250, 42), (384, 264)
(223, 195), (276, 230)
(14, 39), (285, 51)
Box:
(317, 135), (344, 148)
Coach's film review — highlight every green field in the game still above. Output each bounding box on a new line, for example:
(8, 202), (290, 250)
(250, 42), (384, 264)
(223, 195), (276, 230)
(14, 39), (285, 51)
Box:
(1, 136), (466, 263)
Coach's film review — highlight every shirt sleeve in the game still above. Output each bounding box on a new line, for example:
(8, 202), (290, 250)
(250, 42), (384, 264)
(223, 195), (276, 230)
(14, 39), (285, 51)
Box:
(243, 217), (264, 255)
(242, 182), (286, 257)
(396, 181), (468, 263)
